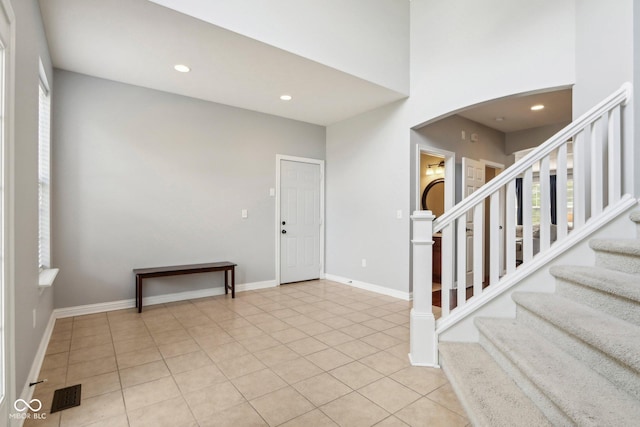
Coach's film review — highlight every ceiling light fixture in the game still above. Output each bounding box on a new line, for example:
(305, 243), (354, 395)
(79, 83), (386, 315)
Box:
(174, 64), (191, 73)
(495, 117), (505, 121)
(280, 95), (292, 101)
(530, 104), (545, 111)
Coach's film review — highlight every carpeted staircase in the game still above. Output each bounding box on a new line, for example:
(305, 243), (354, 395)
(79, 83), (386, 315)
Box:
(439, 212), (640, 426)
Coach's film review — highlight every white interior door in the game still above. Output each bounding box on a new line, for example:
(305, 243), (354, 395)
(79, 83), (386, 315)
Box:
(280, 160), (321, 284)
(462, 157), (485, 286)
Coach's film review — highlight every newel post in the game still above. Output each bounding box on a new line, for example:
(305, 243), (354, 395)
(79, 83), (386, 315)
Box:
(409, 210), (438, 367)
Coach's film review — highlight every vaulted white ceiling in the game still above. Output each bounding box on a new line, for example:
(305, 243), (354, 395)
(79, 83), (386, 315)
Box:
(39, 0), (571, 131)
(458, 88), (572, 133)
(39, 0), (408, 126)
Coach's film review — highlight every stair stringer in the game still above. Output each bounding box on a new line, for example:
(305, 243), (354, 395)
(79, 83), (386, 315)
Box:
(437, 197), (638, 345)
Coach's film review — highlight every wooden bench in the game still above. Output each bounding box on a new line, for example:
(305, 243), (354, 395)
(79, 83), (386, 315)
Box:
(133, 262), (236, 313)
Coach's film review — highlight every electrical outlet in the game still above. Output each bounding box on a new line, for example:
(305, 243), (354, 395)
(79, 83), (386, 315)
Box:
(361, 259), (367, 267)
(269, 188), (275, 197)
(241, 209), (248, 218)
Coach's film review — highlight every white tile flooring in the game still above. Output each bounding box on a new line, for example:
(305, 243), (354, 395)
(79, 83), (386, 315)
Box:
(27, 279), (468, 427)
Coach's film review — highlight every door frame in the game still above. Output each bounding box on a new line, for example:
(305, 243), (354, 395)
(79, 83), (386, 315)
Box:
(415, 144), (455, 214)
(461, 156), (487, 287)
(480, 159), (505, 172)
(481, 159), (506, 276)
(0, 0), (15, 422)
(275, 155), (325, 285)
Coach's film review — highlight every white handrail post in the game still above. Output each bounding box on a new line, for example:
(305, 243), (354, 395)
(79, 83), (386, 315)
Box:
(409, 210), (438, 367)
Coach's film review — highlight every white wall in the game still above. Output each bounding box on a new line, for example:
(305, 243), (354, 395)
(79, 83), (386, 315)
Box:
(325, 0), (575, 295)
(52, 71), (325, 308)
(573, 0), (636, 196)
(574, 0), (633, 116)
(636, 0), (640, 196)
(148, 0), (410, 95)
(11, 0), (55, 402)
(408, 0), (575, 128)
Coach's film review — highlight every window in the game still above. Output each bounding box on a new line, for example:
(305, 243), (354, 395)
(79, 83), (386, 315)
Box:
(38, 63), (51, 270)
(531, 182), (541, 225)
(529, 177), (574, 226)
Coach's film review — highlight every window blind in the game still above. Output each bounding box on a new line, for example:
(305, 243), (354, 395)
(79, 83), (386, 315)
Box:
(38, 77), (50, 270)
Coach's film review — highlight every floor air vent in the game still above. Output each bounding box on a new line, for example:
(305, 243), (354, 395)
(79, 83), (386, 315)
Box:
(50, 384), (82, 413)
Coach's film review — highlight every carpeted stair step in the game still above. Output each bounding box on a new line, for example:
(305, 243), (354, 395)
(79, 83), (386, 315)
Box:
(439, 342), (551, 427)
(475, 317), (640, 426)
(512, 291), (640, 400)
(590, 238), (640, 274)
(550, 265), (640, 326)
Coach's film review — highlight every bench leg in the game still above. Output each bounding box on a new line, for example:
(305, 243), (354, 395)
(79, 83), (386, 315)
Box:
(231, 266), (235, 298)
(224, 269), (228, 295)
(137, 276), (143, 313)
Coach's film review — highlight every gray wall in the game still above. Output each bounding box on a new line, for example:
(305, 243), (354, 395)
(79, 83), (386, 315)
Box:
(411, 114), (510, 210)
(52, 71), (325, 308)
(505, 122), (570, 155)
(12, 0), (55, 399)
(326, 101), (408, 292)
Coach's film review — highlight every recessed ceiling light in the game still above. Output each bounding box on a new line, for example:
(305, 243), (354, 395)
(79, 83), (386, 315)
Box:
(531, 104), (545, 111)
(174, 64), (191, 73)
(280, 95), (292, 101)
(495, 117), (505, 121)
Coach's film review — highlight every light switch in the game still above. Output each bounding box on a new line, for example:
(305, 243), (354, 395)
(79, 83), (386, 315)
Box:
(241, 209), (248, 218)
(396, 210), (402, 219)
(269, 188), (275, 197)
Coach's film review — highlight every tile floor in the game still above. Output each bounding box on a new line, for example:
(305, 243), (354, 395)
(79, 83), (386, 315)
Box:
(26, 279), (467, 427)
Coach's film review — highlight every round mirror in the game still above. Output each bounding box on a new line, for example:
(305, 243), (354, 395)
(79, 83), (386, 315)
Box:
(421, 178), (445, 217)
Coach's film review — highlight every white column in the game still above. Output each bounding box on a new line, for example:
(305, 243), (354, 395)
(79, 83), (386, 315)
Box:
(409, 210), (438, 367)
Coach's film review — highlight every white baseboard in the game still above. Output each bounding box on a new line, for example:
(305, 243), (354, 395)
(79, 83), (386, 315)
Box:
(54, 280), (277, 319)
(324, 274), (411, 301)
(236, 280), (276, 292)
(17, 311), (56, 421)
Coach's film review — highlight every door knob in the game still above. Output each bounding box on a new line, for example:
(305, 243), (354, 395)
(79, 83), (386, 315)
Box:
(282, 229), (287, 234)
(282, 221), (286, 225)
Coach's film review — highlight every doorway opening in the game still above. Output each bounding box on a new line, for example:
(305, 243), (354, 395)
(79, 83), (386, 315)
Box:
(415, 146), (455, 309)
(482, 160), (505, 282)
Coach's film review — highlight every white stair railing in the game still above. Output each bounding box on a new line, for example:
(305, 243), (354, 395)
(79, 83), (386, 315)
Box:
(410, 83), (632, 366)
